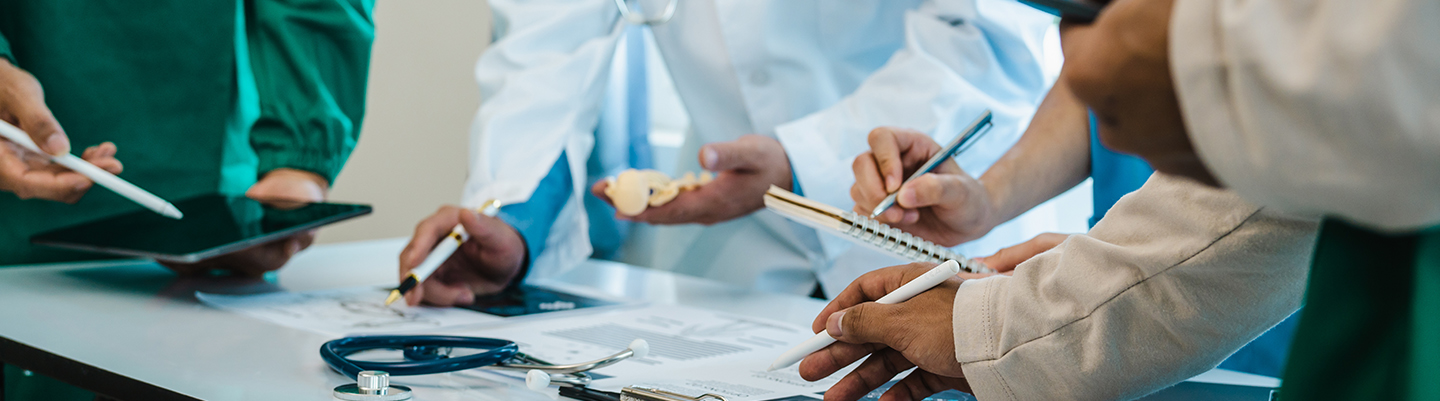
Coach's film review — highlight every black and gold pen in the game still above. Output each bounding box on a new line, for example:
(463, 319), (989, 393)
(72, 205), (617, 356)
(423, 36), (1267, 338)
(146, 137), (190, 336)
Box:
(385, 200), (502, 305)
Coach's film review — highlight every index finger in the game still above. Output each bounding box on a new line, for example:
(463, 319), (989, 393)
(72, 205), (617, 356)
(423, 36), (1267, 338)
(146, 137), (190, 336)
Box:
(811, 262), (939, 333)
(866, 128), (907, 193)
(400, 206), (464, 275)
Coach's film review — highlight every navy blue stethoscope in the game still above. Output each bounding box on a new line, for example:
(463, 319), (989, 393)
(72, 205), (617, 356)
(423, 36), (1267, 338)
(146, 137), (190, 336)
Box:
(321, 335), (649, 389)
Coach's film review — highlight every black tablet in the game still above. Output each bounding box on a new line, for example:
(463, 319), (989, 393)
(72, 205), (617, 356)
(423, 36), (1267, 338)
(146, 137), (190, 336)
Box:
(1017, 0), (1107, 22)
(460, 285), (622, 317)
(31, 194), (371, 263)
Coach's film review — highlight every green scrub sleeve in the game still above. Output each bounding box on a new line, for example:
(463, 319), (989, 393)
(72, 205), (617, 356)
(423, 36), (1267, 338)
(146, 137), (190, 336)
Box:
(245, 0), (375, 184)
(0, 29), (14, 65)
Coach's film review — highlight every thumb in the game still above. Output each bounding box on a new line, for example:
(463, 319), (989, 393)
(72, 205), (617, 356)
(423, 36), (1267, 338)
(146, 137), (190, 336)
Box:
(7, 95), (68, 157)
(827, 302), (902, 346)
(896, 173), (970, 210)
(700, 135), (772, 172)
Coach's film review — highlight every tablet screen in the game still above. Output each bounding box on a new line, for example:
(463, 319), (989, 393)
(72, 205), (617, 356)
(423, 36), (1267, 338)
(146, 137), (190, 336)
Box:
(31, 194), (371, 262)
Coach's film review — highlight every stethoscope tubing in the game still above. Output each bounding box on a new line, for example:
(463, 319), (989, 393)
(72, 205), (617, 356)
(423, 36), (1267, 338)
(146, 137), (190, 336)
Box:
(321, 335), (519, 379)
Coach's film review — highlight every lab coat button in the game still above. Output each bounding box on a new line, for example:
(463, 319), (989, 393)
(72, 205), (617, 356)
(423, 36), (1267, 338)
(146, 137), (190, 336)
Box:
(749, 70), (771, 85)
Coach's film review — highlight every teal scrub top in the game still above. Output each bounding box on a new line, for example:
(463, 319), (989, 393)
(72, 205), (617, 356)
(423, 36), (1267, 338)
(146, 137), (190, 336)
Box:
(0, 0), (374, 266)
(1279, 221), (1440, 400)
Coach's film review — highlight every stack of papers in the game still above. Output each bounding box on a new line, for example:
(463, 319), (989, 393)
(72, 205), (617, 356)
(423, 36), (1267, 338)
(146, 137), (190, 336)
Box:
(199, 287), (854, 401)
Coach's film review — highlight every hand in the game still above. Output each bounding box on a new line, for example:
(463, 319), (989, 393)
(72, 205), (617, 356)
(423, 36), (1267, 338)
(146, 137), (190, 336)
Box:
(160, 169), (328, 276)
(851, 127), (998, 246)
(590, 134), (792, 225)
(799, 263), (989, 401)
(399, 205), (527, 306)
(974, 232), (1070, 273)
(1061, 0), (1218, 185)
(0, 58), (123, 202)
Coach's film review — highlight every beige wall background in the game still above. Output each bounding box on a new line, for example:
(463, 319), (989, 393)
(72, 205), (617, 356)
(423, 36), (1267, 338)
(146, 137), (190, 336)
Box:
(316, 1), (492, 244)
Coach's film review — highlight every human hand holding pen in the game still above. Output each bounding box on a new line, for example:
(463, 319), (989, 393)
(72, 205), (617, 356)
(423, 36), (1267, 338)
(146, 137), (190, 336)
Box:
(851, 127), (1000, 247)
(797, 263), (991, 401)
(398, 205), (526, 307)
(0, 58), (123, 202)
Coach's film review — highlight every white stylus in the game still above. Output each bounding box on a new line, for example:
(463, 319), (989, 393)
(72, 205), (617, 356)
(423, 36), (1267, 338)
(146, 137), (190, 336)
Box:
(766, 260), (962, 372)
(0, 120), (182, 219)
(386, 200), (503, 306)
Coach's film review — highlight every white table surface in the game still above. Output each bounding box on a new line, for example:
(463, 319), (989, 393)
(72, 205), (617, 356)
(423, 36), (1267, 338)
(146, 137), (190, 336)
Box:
(0, 238), (1277, 400)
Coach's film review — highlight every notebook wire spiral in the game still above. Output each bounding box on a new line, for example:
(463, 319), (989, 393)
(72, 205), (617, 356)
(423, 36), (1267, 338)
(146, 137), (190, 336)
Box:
(763, 186), (993, 274)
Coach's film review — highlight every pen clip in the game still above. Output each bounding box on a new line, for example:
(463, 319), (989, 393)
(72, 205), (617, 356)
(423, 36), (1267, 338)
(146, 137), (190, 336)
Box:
(620, 386), (728, 401)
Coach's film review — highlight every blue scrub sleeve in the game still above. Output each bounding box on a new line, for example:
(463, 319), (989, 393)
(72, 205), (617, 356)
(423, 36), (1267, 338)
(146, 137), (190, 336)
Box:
(496, 151), (573, 269)
(1087, 112), (1154, 227)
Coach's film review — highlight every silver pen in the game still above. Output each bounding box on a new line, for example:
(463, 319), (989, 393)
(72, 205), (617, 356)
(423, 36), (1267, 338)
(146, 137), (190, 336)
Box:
(869, 109), (994, 218)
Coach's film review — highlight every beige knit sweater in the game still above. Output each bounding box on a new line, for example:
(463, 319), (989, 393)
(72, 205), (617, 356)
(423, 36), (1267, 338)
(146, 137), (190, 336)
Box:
(953, 173), (1318, 400)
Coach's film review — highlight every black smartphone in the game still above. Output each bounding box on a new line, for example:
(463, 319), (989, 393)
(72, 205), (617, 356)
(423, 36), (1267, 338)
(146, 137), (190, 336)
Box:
(1017, 0), (1108, 22)
(31, 194), (371, 262)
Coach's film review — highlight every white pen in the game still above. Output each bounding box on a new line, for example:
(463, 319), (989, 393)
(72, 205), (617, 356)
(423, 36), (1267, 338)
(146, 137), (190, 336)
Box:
(386, 199), (503, 306)
(0, 120), (182, 219)
(767, 260), (963, 372)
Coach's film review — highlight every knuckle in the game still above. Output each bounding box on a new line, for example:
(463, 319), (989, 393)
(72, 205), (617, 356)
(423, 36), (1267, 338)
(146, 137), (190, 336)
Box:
(867, 127), (888, 142)
(852, 152), (869, 170)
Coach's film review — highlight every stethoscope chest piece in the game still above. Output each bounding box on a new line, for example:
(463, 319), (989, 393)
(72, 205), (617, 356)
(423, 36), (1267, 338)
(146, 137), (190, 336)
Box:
(333, 370), (413, 401)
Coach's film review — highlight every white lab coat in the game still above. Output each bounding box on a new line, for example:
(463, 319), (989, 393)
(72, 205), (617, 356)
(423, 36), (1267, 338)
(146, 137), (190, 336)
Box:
(1171, 0), (1440, 232)
(465, 0), (1057, 294)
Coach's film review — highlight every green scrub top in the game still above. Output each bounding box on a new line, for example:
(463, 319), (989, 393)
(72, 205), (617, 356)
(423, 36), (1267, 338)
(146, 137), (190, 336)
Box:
(0, 2), (372, 400)
(0, 0), (374, 266)
(1279, 220), (1440, 400)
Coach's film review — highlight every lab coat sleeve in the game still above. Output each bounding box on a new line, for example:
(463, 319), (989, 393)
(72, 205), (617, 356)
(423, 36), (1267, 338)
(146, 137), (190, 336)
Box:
(952, 173), (1317, 400)
(773, 0), (1054, 221)
(1170, 0), (1440, 232)
(246, 0), (375, 184)
(495, 151), (573, 266)
(462, 0), (624, 277)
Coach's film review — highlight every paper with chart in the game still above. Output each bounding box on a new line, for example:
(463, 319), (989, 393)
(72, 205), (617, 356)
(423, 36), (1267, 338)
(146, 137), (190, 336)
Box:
(462, 304), (851, 401)
(197, 286), (503, 336)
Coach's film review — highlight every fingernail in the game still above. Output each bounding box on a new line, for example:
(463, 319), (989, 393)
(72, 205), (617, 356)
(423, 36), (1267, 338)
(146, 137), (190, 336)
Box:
(826, 311), (845, 338)
(701, 147), (718, 170)
(46, 135), (70, 155)
(886, 177), (898, 192)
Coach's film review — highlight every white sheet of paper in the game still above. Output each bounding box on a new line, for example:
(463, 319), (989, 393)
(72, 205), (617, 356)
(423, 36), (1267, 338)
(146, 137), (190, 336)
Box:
(589, 363), (848, 401)
(462, 304), (849, 400)
(197, 287), (503, 336)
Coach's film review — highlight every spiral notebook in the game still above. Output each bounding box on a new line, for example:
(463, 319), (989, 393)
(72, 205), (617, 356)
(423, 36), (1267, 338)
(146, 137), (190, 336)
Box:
(763, 186), (992, 274)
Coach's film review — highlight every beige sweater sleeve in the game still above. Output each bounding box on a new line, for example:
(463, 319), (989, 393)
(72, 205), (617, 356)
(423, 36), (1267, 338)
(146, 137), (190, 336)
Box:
(953, 173), (1318, 400)
(1170, 0), (1440, 231)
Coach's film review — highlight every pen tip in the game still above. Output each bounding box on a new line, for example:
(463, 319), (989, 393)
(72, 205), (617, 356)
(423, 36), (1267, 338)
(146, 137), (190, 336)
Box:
(384, 290), (402, 306)
(161, 204), (184, 219)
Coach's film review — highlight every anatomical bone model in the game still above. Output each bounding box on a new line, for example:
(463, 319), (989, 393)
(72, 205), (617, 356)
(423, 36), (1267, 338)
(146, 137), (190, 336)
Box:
(604, 169), (714, 216)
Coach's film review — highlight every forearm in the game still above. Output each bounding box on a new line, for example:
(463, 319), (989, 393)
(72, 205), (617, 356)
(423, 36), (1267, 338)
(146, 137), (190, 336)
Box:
(247, 0), (375, 184)
(953, 174), (1318, 400)
(978, 80), (1092, 225)
(776, 0), (1053, 214)
(494, 151), (572, 267)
